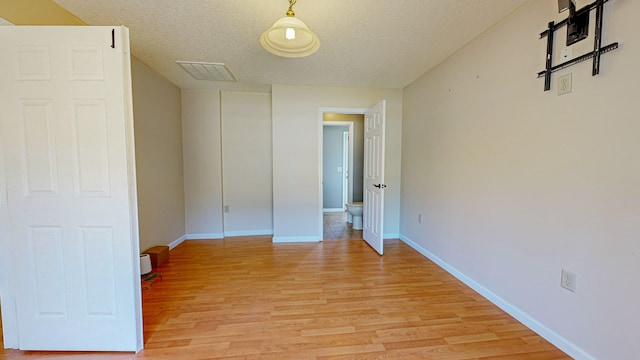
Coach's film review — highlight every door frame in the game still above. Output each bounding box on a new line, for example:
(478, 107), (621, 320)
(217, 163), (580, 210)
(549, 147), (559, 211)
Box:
(342, 131), (349, 210)
(318, 107), (367, 237)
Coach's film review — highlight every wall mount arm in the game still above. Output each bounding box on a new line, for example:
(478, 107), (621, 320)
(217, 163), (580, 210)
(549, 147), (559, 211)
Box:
(537, 0), (618, 91)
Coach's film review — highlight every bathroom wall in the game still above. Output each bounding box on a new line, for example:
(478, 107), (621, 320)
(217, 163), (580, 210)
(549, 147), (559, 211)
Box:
(272, 85), (402, 241)
(322, 125), (349, 210)
(324, 113), (365, 203)
(400, 0), (640, 358)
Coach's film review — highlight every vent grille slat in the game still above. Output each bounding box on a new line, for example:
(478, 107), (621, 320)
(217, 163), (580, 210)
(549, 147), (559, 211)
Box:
(176, 61), (236, 82)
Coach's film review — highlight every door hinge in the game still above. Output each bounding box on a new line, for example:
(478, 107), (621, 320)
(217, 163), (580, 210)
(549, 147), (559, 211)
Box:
(111, 29), (115, 49)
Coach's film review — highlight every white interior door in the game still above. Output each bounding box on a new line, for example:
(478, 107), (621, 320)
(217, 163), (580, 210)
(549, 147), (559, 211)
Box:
(363, 100), (386, 255)
(0, 26), (142, 351)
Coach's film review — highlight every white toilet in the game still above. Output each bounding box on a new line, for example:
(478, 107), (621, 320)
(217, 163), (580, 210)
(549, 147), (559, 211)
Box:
(345, 202), (364, 230)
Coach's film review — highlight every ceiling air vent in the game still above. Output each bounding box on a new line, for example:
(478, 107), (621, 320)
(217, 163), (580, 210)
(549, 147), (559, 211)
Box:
(176, 61), (236, 82)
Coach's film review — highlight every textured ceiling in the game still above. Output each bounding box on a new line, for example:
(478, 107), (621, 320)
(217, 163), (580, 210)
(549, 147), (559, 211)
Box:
(53, 0), (527, 91)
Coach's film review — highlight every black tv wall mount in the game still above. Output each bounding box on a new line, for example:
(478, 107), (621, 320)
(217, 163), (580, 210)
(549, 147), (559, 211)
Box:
(537, 0), (618, 91)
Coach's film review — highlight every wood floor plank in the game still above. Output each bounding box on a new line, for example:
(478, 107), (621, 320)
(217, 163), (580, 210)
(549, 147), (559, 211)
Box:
(1, 231), (570, 359)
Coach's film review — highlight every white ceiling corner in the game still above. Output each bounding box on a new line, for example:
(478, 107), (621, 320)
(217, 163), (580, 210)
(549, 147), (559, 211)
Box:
(52, 0), (528, 91)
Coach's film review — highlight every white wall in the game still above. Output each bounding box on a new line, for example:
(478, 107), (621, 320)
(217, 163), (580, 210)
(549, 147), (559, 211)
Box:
(272, 85), (402, 242)
(400, 1), (640, 358)
(131, 58), (185, 251)
(221, 92), (273, 236)
(181, 89), (224, 239)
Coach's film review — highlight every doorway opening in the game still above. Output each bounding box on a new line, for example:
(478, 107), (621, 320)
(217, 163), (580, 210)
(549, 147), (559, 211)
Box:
(322, 121), (352, 213)
(321, 111), (366, 239)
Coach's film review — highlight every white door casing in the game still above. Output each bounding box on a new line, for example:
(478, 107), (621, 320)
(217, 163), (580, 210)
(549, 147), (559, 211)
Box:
(363, 100), (386, 255)
(342, 131), (349, 210)
(0, 26), (142, 351)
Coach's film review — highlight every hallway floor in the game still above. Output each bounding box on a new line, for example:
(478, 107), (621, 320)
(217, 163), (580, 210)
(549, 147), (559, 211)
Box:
(323, 211), (362, 240)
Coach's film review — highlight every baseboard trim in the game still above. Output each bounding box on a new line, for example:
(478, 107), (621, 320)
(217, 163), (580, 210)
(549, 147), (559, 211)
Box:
(323, 208), (344, 213)
(272, 236), (322, 243)
(168, 235), (187, 250)
(398, 234), (595, 360)
(185, 233), (224, 240)
(224, 229), (274, 237)
(383, 232), (400, 239)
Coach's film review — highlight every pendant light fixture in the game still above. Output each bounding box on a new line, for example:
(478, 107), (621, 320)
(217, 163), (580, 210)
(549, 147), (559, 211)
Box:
(260, 0), (320, 58)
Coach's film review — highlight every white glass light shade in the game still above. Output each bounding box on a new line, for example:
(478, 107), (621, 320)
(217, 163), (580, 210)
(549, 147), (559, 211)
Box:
(260, 16), (320, 58)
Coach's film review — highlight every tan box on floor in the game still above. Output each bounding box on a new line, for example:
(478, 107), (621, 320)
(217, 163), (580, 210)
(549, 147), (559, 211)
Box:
(144, 245), (169, 268)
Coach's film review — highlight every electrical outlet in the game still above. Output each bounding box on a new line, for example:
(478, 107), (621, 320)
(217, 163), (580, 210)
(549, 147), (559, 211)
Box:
(561, 269), (577, 292)
(558, 73), (572, 95)
(224, 205), (230, 213)
(418, 214), (422, 224)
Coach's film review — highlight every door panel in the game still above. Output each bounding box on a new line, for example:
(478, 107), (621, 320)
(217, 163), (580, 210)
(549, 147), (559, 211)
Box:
(0, 26), (141, 351)
(20, 100), (58, 195)
(72, 100), (111, 196)
(29, 226), (66, 316)
(363, 100), (386, 255)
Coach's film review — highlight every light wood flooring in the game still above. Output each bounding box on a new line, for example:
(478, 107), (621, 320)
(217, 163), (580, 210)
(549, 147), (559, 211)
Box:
(1, 217), (569, 359)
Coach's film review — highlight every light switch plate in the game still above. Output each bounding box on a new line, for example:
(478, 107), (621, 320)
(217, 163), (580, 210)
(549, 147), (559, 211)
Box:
(558, 73), (572, 95)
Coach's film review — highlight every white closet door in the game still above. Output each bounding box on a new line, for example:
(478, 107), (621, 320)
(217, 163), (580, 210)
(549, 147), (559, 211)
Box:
(0, 26), (142, 351)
